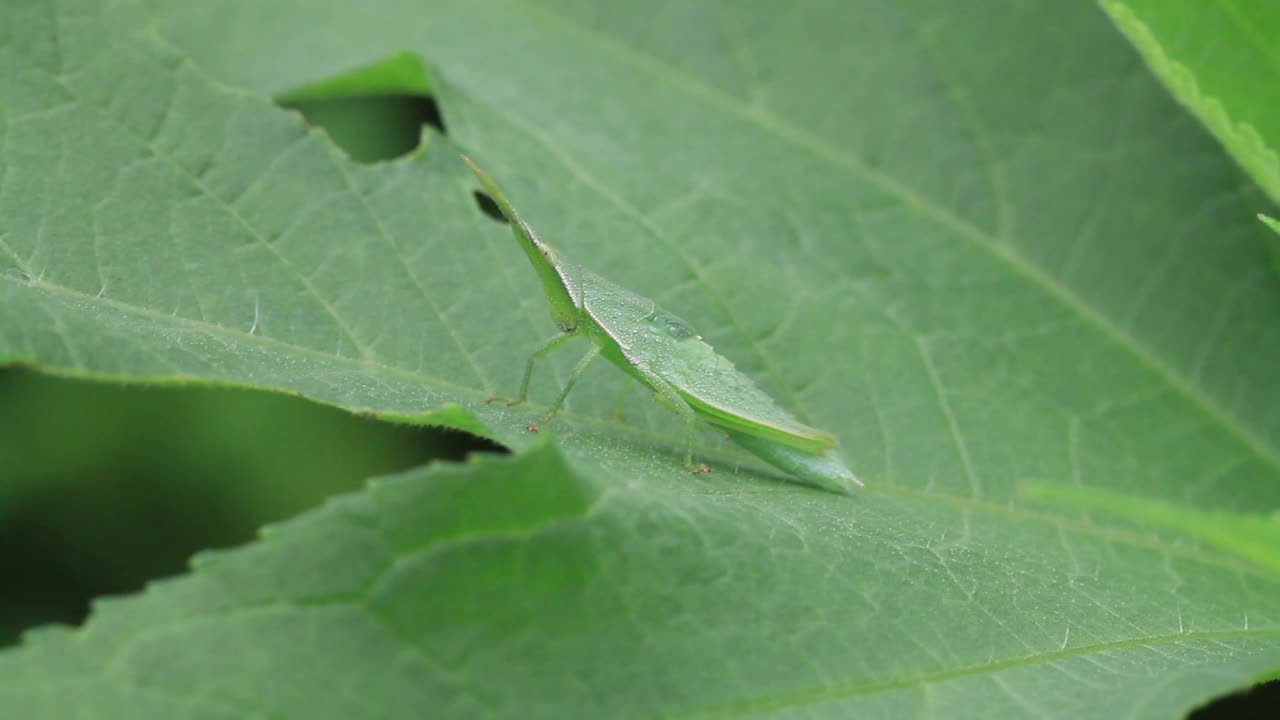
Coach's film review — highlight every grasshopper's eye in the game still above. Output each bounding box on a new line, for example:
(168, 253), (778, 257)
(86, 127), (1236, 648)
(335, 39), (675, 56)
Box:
(667, 320), (694, 339)
(651, 313), (695, 339)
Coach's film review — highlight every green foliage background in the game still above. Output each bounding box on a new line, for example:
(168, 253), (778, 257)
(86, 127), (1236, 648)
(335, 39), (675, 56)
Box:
(2, 0), (1279, 717)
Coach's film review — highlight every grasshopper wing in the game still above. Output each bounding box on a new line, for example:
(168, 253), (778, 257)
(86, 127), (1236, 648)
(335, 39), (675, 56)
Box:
(581, 274), (836, 453)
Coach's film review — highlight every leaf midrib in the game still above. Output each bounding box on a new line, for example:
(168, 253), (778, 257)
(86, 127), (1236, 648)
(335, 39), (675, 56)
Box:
(0, 274), (795, 469)
(670, 626), (1280, 719)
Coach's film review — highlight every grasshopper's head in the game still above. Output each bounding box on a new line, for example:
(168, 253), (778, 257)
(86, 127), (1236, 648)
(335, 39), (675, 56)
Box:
(522, 222), (561, 268)
(462, 155), (581, 331)
(523, 225), (581, 332)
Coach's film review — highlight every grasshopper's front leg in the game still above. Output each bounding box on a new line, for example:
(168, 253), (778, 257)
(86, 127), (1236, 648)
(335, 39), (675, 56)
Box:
(489, 332), (579, 410)
(531, 343), (602, 431)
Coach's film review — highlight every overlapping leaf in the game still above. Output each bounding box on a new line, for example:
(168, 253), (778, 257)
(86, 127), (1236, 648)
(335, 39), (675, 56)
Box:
(1101, 0), (1280, 207)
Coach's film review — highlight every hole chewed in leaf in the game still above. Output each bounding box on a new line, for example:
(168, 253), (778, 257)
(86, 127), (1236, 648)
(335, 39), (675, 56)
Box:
(473, 190), (508, 224)
(275, 51), (447, 163)
(1190, 678), (1280, 720)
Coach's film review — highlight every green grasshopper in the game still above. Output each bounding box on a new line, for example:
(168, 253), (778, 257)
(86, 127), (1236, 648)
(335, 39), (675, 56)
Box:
(463, 155), (862, 494)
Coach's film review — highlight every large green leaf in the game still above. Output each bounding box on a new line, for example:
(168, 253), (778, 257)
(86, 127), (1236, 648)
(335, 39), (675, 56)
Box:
(1100, 0), (1280, 208)
(2, 0), (1279, 717)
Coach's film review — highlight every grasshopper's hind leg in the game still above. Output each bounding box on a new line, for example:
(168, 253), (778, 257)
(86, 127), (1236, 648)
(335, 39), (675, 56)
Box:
(631, 365), (709, 475)
(610, 378), (632, 421)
